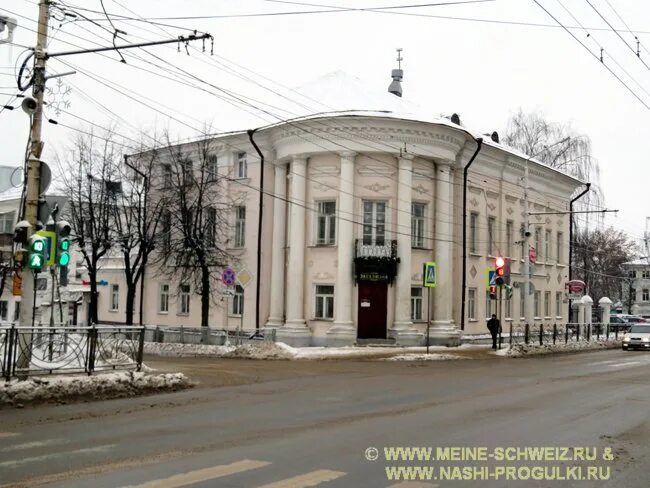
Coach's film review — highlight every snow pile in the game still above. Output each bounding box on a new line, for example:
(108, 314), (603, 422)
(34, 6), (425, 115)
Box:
(0, 371), (191, 407)
(382, 353), (467, 361)
(494, 340), (621, 357)
(144, 342), (237, 357)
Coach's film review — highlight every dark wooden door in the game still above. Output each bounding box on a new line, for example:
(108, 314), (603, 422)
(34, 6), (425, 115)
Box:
(357, 281), (388, 339)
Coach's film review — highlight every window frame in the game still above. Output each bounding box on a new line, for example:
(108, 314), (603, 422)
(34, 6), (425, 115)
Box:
(556, 231), (563, 264)
(487, 216), (496, 256)
(361, 200), (387, 245)
(234, 206), (246, 248)
(468, 288), (476, 320)
(236, 152), (247, 179)
(506, 220), (513, 258)
(206, 154), (218, 180)
(232, 285), (244, 316)
(316, 201), (337, 246)
(179, 284), (191, 315)
(545, 229), (552, 262)
(0, 211), (16, 234)
(544, 290), (551, 318)
(110, 284), (119, 312)
(534, 290), (541, 318)
(469, 212), (479, 254)
(411, 287), (423, 321)
(555, 291), (562, 318)
(0, 300), (7, 322)
(411, 203), (426, 248)
(159, 283), (169, 314)
(644, 289), (650, 302)
(314, 284), (335, 320)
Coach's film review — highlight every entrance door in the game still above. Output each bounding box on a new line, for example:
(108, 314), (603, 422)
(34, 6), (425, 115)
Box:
(357, 281), (388, 339)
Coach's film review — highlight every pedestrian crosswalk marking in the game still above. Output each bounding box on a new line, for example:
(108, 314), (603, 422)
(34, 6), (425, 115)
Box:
(257, 469), (346, 488)
(121, 459), (270, 488)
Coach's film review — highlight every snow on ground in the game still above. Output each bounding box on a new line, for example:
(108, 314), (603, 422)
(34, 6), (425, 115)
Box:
(0, 371), (192, 407)
(493, 340), (621, 358)
(144, 341), (490, 360)
(381, 353), (467, 361)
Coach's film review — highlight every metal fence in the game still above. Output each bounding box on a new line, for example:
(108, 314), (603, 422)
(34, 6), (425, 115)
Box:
(1, 325), (145, 380)
(143, 325), (275, 346)
(503, 323), (624, 347)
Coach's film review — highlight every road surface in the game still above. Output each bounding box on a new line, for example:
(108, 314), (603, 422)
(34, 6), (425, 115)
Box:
(1, 349), (649, 487)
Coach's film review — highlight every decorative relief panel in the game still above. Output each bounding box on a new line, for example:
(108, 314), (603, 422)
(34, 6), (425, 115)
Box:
(357, 165), (396, 177)
(487, 203), (496, 211)
(470, 198), (479, 207)
(310, 165), (339, 177)
(413, 184), (429, 195)
(364, 182), (390, 193)
(470, 265), (477, 279)
(313, 271), (334, 280)
(506, 207), (514, 215)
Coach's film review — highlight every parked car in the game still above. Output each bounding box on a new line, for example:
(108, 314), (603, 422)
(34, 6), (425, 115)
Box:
(622, 325), (650, 351)
(626, 316), (648, 323)
(609, 315), (631, 332)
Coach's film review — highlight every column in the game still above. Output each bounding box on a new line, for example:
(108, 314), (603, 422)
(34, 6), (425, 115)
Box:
(389, 153), (423, 346)
(430, 159), (461, 346)
(276, 156), (311, 346)
(599, 297), (612, 325)
(265, 163), (287, 328)
(327, 151), (357, 346)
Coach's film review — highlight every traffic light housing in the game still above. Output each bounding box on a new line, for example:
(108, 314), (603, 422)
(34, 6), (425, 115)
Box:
(56, 220), (71, 267)
(495, 256), (505, 286)
(27, 234), (46, 272)
(489, 285), (497, 300)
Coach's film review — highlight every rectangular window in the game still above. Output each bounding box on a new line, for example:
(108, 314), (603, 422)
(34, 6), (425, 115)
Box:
(13, 303), (20, 322)
(535, 227), (542, 260)
(110, 284), (119, 311)
(506, 220), (513, 258)
(411, 203), (425, 248)
(162, 164), (172, 188)
(181, 158), (193, 183)
(487, 216), (496, 256)
(468, 288), (476, 320)
(556, 292), (562, 317)
(316, 201), (336, 245)
(205, 207), (217, 248)
(0, 301), (7, 321)
(234, 206), (246, 247)
(159, 283), (169, 313)
(469, 213), (478, 254)
(232, 285), (244, 315)
(486, 290), (493, 318)
(534, 290), (541, 318)
(643, 270), (650, 279)
(556, 232), (563, 264)
(644, 289), (649, 302)
(315, 285), (334, 319)
(236, 152), (247, 178)
(179, 284), (191, 315)
(544, 291), (551, 317)
(161, 210), (171, 250)
(545, 230), (552, 262)
(631, 288), (636, 302)
(411, 287), (423, 321)
(362, 201), (386, 245)
(629, 270), (636, 279)
(0, 211), (16, 234)
(207, 155), (218, 180)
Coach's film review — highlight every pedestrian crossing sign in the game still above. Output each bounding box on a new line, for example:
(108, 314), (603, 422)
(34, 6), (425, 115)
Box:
(423, 262), (436, 288)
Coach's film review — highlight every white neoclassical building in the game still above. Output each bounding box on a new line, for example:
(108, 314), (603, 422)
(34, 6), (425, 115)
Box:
(96, 72), (584, 346)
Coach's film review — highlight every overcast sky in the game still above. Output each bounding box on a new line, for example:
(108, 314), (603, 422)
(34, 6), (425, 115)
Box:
(1, 0), (649, 250)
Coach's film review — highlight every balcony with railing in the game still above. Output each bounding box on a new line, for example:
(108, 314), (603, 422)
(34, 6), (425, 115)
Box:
(353, 239), (399, 283)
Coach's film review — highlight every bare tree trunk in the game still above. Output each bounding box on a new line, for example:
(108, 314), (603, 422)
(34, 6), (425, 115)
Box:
(125, 287), (136, 325)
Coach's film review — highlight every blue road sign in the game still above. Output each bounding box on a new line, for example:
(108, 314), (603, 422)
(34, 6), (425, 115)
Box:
(423, 262), (436, 288)
(222, 267), (236, 286)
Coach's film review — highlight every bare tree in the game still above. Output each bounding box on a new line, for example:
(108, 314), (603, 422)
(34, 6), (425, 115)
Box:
(59, 131), (119, 325)
(112, 141), (166, 325)
(152, 134), (235, 329)
(503, 109), (604, 228)
(572, 227), (637, 304)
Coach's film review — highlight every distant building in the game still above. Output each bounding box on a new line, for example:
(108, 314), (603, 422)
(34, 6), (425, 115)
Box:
(621, 259), (650, 316)
(95, 71), (583, 346)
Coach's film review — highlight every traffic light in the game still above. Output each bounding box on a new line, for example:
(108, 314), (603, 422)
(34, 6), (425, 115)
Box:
(489, 285), (497, 300)
(56, 220), (71, 267)
(505, 284), (513, 300)
(27, 234), (46, 272)
(495, 256), (505, 286)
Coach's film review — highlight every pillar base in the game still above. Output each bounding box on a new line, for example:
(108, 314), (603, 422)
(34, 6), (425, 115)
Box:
(264, 317), (284, 328)
(428, 320), (461, 347)
(326, 322), (356, 347)
(389, 321), (424, 346)
(276, 324), (312, 347)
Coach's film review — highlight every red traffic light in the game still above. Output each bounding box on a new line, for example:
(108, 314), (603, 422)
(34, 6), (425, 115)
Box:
(495, 256), (505, 268)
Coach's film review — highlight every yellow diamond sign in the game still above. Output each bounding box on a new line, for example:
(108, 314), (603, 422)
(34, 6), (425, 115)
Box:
(236, 268), (253, 289)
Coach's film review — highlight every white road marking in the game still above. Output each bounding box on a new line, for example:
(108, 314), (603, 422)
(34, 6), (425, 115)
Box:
(257, 469), (346, 488)
(0, 432), (19, 439)
(0, 444), (115, 468)
(121, 459), (270, 488)
(608, 361), (643, 368)
(0, 438), (66, 452)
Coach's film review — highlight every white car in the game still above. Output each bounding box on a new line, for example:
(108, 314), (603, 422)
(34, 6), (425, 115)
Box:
(622, 325), (650, 351)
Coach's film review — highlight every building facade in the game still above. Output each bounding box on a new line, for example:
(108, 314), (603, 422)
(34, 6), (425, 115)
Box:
(94, 73), (583, 346)
(621, 259), (650, 316)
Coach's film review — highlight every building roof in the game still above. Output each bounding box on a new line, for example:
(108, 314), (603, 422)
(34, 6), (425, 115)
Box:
(623, 258), (650, 266)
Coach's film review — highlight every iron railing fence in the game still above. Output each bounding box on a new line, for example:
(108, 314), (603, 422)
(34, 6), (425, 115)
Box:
(1, 325), (145, 380)
(143, 325), (275, 346)
(503, 323), (623, 347)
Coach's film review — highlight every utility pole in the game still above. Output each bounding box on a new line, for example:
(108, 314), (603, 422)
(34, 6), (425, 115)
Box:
(17, 0), (50, 372)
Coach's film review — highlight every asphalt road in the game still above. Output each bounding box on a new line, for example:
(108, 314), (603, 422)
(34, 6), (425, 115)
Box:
(1, 349), (649, 488)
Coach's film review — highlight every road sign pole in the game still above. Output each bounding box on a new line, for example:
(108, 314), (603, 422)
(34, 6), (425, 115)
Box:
(427, 287), (431, 354)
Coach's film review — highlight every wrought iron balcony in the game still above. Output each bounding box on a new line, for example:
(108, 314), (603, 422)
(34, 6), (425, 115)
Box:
(355, 239), (397, 259)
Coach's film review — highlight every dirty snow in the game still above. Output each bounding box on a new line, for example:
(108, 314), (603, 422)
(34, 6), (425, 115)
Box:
(144, 341), (489, 360)
(381, 353), (467, 361)
(493, 340), (621, 357)
(0, 371), (191, 407)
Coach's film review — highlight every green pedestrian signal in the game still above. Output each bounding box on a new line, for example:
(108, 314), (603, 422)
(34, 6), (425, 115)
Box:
(28, 235), (46, 272)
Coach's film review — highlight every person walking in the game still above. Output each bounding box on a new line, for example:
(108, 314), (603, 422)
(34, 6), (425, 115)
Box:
(487, 314), (501, 350)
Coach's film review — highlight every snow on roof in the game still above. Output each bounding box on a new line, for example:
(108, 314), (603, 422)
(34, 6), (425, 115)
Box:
(623, 258), (650, 266)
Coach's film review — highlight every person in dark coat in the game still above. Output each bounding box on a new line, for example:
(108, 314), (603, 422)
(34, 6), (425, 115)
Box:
(487, 314), (501, 349)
